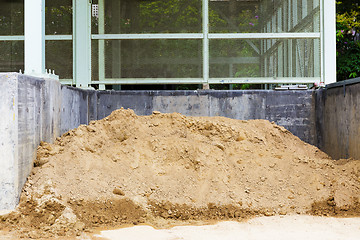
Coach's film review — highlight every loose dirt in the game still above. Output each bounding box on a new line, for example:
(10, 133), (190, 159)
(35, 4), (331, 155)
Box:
(1, 108), (360, 238)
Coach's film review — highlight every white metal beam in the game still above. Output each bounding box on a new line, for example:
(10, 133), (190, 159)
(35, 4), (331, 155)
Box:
(24, 0), (45, 75)
(208, 33), (320, 39)
(93, 78), (206, 85)
(92, 33), (204, 40)
(203, 0), (209, 87)
(91, 33), (320, 40)
(90, 77), (320, 85)
(0, 35), (72, 41)
(0, 36), (25, 41)
(323, 0), (336, 84)
(73, 0), (92, 88)
(98, 0), (106, 90)
(45, 35), (72, 40)
(208, 77), (320, 84)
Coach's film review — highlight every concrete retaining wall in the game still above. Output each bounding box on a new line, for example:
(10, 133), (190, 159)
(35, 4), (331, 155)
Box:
(0, 75), (318, 210)
(3, 73), (360, 211)
(88, 90), (317, 145)
(60, 87), (317, 144)
(0, 74), (19, 211)
(316, 79), (360, 159)
(0, 73), (61, 210)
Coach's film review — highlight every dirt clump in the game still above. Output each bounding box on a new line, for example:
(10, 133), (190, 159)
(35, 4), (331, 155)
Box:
(1, 108), (360, 238)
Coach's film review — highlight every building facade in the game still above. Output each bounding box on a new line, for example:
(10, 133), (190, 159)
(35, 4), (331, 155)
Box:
(0, 0), (336, 89)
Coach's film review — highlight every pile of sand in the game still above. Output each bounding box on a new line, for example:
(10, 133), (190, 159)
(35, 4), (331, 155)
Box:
(1, 108), (360, 238)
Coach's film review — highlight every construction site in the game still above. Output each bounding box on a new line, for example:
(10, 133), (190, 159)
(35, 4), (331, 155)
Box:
(2, 0), (360, 239)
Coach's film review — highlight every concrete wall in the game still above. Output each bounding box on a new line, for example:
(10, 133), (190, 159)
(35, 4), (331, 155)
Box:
(5, 73), (360, 211)
(88, 90), (317, 145)
(316, 79), (360, 159)
(60, 86), (93, 134)
(0, 73), (62, 210)
(59, 87), (318, 145)
(0, 74), (19, 211)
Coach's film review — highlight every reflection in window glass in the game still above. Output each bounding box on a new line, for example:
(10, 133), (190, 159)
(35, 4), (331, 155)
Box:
(46, 41), (73, 79)
(210, 39), (261, 78)
(45, 0), (72, 35)
(92, 0), (202, 34)
(262, 38), (320, 78)
(0, 41), (24, 72)
(210, 0), (260, 33)
(209, 0), (320, 33)
(210, 38), (320, 78)
(0, 1), (24, 35)
(92, 39), (202, 79)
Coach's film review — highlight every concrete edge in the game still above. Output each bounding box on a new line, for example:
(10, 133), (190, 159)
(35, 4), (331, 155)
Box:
(326, 77), (360, 89)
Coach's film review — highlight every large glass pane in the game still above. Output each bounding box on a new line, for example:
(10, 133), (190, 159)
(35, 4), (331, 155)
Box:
(209, 0), (320, 33)
(92, 39), (202, 79)
(210, 39), (261, 78)
(45, 41), (72, 79)
(91, 0), (202, 34)
(263, 38), (320, 78)
(0, 1), (24, 35)
(45, 0), (72, 35)
(210, 38), (320, 78)
(0, 41), (24, 72)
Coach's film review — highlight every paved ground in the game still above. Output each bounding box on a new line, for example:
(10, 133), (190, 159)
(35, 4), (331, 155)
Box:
(96, 215), (360, 240)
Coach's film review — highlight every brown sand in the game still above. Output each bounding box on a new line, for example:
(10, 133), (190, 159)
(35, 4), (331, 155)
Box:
(1, 108), (360, 238)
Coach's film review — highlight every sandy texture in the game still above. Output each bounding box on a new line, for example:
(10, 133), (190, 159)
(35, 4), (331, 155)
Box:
(1, 108), (360, 238)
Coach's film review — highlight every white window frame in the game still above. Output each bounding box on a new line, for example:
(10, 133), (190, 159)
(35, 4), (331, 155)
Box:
(0, 0), (336, 87)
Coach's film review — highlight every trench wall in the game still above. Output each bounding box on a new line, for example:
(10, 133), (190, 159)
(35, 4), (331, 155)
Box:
(60, 87), (318, 144)
(2, 73), (359, 211)
(85, 89), (317, 145)
(316, 78), (360, 160)
(0, 73), (61, 211)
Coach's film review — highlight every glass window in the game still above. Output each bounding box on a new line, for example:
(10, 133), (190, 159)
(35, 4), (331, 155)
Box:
(209, 0), (260, 33)
(45, 41), (73, 79)
(0, 0), (24, 35)
(45, 1), (73, 79)
(263, 38), (320, 78)
(210, 39), (261, 78)
(92, 39), (202, 80)
(92, 0), (202, 34)
(209, 0), (320, 33)
(0, 41), (24, 72)
(210, 38), (320, 78)
(45, 0), (72, 35)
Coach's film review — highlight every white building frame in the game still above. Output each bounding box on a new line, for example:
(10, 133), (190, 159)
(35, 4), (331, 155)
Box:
(0, 0), (336, 87)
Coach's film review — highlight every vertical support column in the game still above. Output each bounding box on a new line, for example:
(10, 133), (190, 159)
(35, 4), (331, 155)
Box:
(283, 1), (288, 77)
(0, 74), (18, 211)
(313, 0), (321, 78)
(24, 0), (45, 75)
(98, 0), (106, 90)
(202, 0), (209, 89)
(323, 0), (336, 85)
(112, 0), (122, 90)
(73, 0), (92, 88)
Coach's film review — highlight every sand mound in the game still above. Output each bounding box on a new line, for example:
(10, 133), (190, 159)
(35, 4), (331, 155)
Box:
(1, 108), (360, 238)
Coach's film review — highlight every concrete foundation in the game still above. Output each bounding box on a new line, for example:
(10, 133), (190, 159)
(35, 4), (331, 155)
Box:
(0, 73), (61, 210)
(0, 74), (19, 211)
(88, 90), (317, 145)
(316, 78), (360, 160)
(1, 73), (360, 210)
